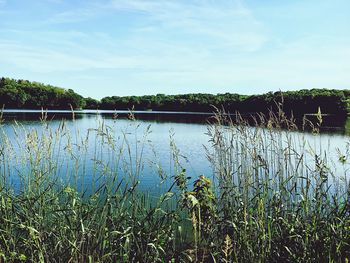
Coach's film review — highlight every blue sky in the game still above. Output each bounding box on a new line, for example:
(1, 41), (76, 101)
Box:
(0, 0), (349, 99)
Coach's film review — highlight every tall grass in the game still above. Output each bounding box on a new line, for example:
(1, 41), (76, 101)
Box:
(0, 110), (349, 262)
(0, 117), (181, 262)
(204, 110), (350, 262)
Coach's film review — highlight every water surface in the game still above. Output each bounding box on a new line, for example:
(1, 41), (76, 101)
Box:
(1, 110), (349, 196)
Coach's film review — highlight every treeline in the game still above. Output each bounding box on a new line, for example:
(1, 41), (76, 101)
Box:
(1, 77), (349, 116)
(0, 77), (85, 109)
(91, 89), (350, 117)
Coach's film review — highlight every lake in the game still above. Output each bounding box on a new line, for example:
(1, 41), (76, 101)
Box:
(1, 110), (350, 196)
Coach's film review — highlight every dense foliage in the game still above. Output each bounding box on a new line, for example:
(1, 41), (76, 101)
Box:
(98, 90), (350, 117)
(0, 77), (85, 109)
(1, 77), (349, 117)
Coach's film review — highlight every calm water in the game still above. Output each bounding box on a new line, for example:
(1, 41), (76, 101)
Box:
(1, 110), (350, 195)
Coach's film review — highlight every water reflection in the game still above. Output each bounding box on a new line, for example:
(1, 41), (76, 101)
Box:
(1, 109), (349, 135)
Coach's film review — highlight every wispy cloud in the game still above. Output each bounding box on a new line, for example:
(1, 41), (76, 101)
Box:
(47, 0), (268, 52)
(0, 41), (142, 73)
(110, 0), (268, 52)
(47, 6), (102, 24)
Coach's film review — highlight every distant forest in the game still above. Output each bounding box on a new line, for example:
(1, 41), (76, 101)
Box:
(0, 77), (85, 109)
(1, 77), (350, 117)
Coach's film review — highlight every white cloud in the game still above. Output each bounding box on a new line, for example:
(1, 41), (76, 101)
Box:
(110, 0), (268, 52)
(0, 42), (142, 73)
(47, 0), (268, 52)
(47, 7), (99, 24)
